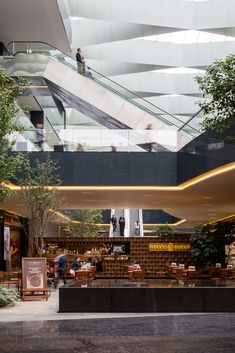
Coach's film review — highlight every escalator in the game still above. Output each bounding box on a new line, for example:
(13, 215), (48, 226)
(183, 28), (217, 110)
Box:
(3, 41), (202, 151)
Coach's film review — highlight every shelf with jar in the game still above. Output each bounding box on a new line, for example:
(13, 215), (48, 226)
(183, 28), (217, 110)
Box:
(102, 255), (129, 261)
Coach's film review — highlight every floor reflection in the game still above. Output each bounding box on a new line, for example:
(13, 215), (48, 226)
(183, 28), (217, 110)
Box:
(0, 315), (235, 353)
(67, 278), (235, 288)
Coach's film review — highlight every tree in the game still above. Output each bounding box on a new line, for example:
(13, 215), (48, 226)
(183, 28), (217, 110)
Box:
(17, 156), (61, 257)
(64, 209), (103, 237)
(190, 225), (217, 272)
(0, 65), (28, 201)
(195, 54), (235, 132)
(153, 224), (173, 237)
(191, 222), (235, 271)
(213, 220), (235, 265)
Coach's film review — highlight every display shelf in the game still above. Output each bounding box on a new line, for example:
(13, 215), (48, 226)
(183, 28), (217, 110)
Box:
(44, 235), (193, 278)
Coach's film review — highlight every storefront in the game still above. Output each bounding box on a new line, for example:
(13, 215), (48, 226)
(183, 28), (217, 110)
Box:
(0, 210), (28, 271)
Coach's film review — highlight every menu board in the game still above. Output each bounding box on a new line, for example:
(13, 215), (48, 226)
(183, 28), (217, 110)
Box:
(22, 257), (47, 290)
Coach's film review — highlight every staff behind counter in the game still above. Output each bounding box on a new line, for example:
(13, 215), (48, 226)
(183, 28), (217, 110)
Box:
(70, 256), (103, 276)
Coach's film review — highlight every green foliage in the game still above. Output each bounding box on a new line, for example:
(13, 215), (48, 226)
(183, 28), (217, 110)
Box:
(154, 224), (173, 237)
(65, 209), (103, 237)
(191, 222), (235, 271)
(0, 286), (19, 307)
(190, 225), (218, 271)
(0, 64), (28, 201)
(213, 220), (235, 265)
(195, 54), (235, 132)
(17, 156), (61, 256)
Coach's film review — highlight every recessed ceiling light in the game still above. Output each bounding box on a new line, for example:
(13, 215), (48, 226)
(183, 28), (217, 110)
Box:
(208, 213), (217, 216)
(203, 196), (214, 199)
(86, 200), (95, 202)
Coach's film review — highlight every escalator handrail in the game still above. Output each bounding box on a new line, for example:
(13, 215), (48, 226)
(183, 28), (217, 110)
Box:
(178, 109), (203, 133)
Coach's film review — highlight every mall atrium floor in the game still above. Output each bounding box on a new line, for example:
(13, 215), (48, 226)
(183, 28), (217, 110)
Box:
(0, 286), (234, 353)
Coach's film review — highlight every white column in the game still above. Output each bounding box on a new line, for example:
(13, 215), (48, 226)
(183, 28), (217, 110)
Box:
(139, 209), (144, 237)
(109, 208), (115, 237)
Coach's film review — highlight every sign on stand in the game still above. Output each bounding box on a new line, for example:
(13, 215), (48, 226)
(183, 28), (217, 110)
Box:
(21, 257), (48, 301)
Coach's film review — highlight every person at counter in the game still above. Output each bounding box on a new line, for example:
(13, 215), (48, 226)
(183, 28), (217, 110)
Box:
(98, 244), (108, 255)
(107, 243), (114, 255)
(92, 256), (103, 272)
(70, 256), (82, 276)
(131, 260), (141, 270)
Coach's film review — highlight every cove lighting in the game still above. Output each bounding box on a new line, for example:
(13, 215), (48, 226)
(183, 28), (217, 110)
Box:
(145, 219), (186, 227)
(4, 161), (235, 192)
(208, 214), (235, 225)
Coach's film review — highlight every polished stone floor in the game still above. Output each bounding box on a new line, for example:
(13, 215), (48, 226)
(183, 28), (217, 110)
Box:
(0, 314), (235, 353)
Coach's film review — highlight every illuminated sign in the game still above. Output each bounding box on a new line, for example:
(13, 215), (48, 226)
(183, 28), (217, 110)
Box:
(149, 243), (191, 252)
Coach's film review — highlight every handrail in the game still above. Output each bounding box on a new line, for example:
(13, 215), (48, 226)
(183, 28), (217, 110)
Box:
(34, 97), (62, 142)
(12, 128), (183, 152)
(6, 40), (200, 136)
(178, 109), (203, 133)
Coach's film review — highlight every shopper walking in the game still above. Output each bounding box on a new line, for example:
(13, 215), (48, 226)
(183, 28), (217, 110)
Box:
(53, 253), (67, 288)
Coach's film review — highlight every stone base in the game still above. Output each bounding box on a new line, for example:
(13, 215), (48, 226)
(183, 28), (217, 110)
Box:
(59, 283), (235, 313)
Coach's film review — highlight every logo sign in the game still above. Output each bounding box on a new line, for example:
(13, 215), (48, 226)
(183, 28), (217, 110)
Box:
(149, 243), (191, 252)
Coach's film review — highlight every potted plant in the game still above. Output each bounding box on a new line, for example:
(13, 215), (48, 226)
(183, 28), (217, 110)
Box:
(0, 286), (19, 308)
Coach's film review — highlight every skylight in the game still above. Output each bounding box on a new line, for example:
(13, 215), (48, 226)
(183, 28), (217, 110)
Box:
(154, 67), (205, 74)
(69, 16), (85, 21)
(142, 30), (235, 44)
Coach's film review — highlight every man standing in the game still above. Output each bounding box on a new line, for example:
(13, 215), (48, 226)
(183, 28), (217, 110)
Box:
(111, 215), (117, 232)
(92, 256), (103, 273)
(76, 48), (85, 75)
(119, 216), (125, 236)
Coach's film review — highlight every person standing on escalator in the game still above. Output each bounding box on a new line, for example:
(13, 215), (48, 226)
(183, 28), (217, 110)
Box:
(76, 48), (85, 76)
(119, 216), (125, 236)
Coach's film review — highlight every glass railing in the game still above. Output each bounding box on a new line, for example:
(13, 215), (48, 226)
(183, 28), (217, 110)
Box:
(6, 41), (201, 138)
(10, 128), (182, 152)
(179, 109), (204, 136)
